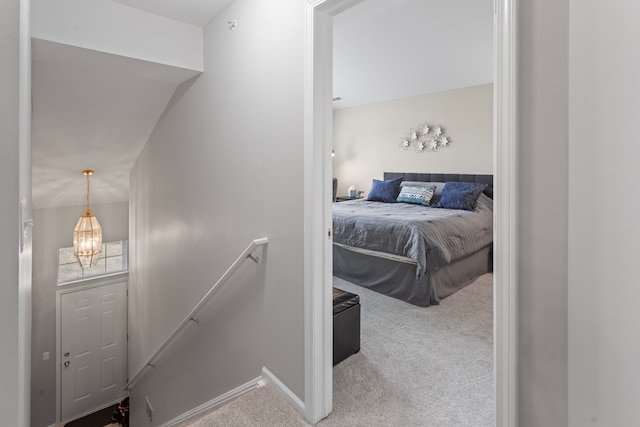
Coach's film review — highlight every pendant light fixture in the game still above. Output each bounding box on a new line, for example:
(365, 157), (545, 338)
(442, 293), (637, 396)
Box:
(73, 170), (102, 268)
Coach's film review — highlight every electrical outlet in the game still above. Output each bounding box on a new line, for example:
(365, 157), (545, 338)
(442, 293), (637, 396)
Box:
(145, 396), (153, 422)
(43, 352), (49, 361)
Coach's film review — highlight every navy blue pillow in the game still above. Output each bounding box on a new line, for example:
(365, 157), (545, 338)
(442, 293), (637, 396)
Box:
(367, 177), (403, 203)
(433, 182), (488, 211)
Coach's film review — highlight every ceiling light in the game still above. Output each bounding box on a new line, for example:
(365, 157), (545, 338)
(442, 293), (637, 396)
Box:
(73, 170), (103, 268)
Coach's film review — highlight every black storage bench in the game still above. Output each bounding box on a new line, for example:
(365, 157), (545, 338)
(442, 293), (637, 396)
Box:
(333, 287), (361, 366)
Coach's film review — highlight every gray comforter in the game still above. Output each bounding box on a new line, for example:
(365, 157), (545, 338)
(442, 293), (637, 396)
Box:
(332, 199), (493, 279)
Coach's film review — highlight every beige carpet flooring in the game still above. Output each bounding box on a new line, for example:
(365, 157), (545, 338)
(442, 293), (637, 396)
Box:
(182, 273), (494, 426)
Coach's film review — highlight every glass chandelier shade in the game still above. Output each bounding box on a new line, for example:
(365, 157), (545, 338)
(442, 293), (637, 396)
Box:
(73, 170), (102, 268)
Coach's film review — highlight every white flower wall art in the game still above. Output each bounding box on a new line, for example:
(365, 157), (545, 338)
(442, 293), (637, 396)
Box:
(398, 122), (452, 152)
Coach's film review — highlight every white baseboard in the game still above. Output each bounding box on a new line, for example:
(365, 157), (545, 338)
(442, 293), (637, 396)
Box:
(158, 376), (262, 427)
(261, 366), (305, 415)
(157, 368), (304, 427)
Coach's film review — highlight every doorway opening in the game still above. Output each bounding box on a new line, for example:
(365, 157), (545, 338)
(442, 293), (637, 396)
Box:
(331, 2), (495, 423)
(304, 0), (517, 424)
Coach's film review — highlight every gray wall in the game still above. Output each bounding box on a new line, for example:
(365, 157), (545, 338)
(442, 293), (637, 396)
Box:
(568, 0), (640, 425)
(127, 0), (305, 425)
(30, 202), (128, 427)
(518, 0), (569, 425)
(0, 0), (21, 425)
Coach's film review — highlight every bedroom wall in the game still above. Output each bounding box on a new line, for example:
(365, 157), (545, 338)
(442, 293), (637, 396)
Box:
(568, 0), (640, 425)
(0, 0), (22, 424)
(30, 202), (128, 427)
(332, 83), (492, 197)
(127, 0), (305, 425)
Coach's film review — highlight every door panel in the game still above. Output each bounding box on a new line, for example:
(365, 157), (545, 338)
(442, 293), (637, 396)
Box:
(61, 281), (127, 422)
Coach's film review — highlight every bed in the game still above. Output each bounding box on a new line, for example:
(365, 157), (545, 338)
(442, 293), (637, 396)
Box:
(332, 172), (493, 307)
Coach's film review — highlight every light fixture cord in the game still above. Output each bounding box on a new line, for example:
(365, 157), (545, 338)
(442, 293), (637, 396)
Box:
(85, 172), (92, 216)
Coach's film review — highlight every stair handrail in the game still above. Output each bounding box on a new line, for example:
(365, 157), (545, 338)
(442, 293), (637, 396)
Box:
(124, 237), (268, 390)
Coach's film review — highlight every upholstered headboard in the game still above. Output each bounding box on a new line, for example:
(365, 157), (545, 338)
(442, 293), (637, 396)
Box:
(383, 172), (494, 199)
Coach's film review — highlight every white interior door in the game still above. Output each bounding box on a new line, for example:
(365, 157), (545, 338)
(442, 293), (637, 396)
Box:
(60, 281), (128, 423)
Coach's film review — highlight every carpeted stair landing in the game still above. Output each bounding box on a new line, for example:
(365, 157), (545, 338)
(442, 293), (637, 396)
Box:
(182, 273), (494, 427)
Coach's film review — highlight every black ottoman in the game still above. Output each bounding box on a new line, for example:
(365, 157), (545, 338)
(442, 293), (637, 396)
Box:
(333, 287), (361, 365)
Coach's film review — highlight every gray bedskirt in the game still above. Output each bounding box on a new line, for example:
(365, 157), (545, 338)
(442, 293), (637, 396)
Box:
(333, 244), (492, 307)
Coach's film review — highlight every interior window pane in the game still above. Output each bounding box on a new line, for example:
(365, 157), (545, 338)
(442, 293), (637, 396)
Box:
(82, 258), (106, 277)
(58, 263), (82, 282)
(58, 240), (128, 284)
(106, 241), (122, 257)
(58, 247), (76, 264)
(106, 255), (127, 271)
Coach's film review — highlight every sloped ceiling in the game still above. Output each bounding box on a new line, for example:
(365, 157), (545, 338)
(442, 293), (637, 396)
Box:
(31, 39), (200, 209)
(31, 0), (492, 209)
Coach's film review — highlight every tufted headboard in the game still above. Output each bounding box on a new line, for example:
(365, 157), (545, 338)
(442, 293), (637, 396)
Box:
(383, 172), (494, 199)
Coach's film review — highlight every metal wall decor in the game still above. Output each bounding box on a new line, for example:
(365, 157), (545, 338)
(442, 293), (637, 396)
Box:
(399, 122), (451, 152)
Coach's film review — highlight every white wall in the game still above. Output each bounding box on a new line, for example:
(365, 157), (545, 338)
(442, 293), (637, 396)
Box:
(30, 202), (128, 427)
(30, 0), (203, 71)
(568, 1), (640, 425)
(517, 0), (569, 425)
(333, 84), (493, 196)
(127, 0), (306, 425)
(0, 0), (22, 424)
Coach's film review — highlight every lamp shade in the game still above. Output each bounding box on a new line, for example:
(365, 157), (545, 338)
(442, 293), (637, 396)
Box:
(73, 212), (102, 268)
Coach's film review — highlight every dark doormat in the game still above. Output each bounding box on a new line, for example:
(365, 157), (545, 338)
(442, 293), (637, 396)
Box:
(64, 403), (119, 427)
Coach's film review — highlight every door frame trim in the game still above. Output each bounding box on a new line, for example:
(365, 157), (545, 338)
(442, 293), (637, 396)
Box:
(18, 0), (32, 425)
(303, 0), (518, 424)
(493, 0), (518, 424)
(55, 276), (129, 424)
